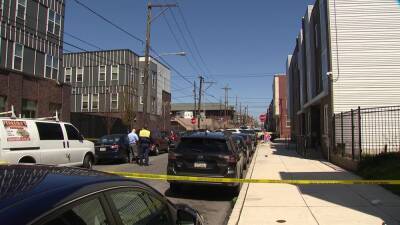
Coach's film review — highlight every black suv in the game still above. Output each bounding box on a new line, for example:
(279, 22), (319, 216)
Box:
(167, 132), (244, 194)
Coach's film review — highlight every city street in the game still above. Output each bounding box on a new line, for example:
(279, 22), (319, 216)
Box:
(94, 152), (245, 225)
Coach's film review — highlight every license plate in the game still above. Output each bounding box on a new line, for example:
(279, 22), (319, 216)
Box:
(194, 162), (207, 168)
(100, 147), (106, 151)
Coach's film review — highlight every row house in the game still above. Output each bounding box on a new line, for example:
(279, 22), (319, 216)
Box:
(269, 75), (290, 138)
(287, 0), (400, 157)
(0, 0), (70, 120)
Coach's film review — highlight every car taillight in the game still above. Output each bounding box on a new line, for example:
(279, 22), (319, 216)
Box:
(111, 144), (119, 151)
(222, 155), (237, 163)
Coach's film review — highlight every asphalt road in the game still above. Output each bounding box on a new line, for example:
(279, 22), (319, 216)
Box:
(93, 152), (242, 225)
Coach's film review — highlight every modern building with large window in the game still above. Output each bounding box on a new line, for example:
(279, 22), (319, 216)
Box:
(63, 49), (139, 136)
(0, 0), (69, 120)
(63, 50), (171, 137)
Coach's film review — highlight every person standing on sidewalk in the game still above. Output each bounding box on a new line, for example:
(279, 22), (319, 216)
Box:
(138, 125), (152, 166)
(127, 129), (139, 163)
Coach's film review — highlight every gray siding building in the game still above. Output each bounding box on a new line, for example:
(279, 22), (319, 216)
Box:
(63, 50), (172, 133)
(0, 0), (70, 120)
(63, 49), (139, 129)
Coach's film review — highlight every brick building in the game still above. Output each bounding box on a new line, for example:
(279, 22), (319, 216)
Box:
(271, 75), (290, 138)
(0, 0), (70, 120)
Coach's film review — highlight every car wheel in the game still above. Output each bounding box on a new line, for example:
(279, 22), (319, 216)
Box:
(169, 183), (181, 193)
(83, 154), (93, 169)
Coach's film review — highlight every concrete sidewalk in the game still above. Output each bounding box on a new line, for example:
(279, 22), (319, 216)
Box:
(228, 143), (400, 225)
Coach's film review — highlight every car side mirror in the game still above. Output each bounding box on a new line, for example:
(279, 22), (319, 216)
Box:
(176, 204), (204, 225)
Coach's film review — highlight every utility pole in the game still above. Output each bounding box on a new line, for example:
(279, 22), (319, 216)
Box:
(222, 85), (231, 128)
(193, 81), (197, 120)
(239, 102), (242, 126)
(143, 2), (176, 126)
(197, 76), (204, 129)
(235, 96), (238, 126)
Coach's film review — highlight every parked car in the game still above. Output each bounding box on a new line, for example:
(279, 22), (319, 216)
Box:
(239, 129), (257, 148)
(231, 134), (250, 169)
(235, 133), (254, 157)
(95, 134), (130, 163)
(0, 164), (204, 225)
(167, 132), (245, 195)
(149, 130), (170, 155)
(0, 118), (95, 168)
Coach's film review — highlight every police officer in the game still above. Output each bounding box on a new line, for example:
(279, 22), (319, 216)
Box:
(138, 125), (152, 166)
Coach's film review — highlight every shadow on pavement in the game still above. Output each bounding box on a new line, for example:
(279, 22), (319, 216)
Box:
(280, 170), (400, 223)
(165, 184), (236, 201)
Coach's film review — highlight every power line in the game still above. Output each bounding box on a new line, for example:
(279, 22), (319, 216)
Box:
(177, 5), (212, 75)
(64, 32), (103, 51)
(71, 0), (144, 45)
(161, 9), (201, 75)
(168, 7), (206, 76)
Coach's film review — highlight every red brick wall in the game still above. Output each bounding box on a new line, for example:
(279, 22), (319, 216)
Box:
(0, 71), (71, 121)
(278, 76), (291, 139)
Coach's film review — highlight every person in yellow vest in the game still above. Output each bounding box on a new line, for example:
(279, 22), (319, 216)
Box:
(138, 125), (152, 166)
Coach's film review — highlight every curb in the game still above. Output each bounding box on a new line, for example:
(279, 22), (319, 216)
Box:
(226, 143), (266, 225)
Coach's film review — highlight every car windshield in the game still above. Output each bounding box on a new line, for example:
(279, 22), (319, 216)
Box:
(176, 138), (228, 153)
(99, 135), (123, 144)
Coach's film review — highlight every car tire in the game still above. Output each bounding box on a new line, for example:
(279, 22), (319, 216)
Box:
(169, 183), (181, 193)
(83, 154), (93, 169)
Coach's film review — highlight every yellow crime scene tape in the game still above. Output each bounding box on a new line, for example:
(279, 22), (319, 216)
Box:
(109, 171), (400, 185)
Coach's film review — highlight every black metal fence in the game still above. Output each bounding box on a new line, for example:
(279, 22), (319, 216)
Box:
(333, 106), (400, 160)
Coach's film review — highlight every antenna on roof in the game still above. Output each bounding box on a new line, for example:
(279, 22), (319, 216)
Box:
(0, 105), (17, 119)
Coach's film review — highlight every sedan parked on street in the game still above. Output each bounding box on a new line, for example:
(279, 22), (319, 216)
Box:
(0, 164), (204, 225)
(95, 134), (130, 163)
(167, 132), (245, 195)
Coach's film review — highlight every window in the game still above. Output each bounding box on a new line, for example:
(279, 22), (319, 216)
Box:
(139, 96), (143, 105)
(76, 67), (83, 82)
(17, 0), (26, 20)
(111, 65), (119, 81)
(13, 43), (23, 71)
(65, 124), (83, 141)
(152, 72), (157, 88)
(111, 93), (118, 110)
(99, 65), (106, 81)
(151, 98), (156, 113)
(41, 198), (109, 225)
(82, 94), (89, 110)
(140, 73), (145, 85)
(314, 24), (319, 48)
(47, 9), (61, 36)
(92, 94), (99, 110)
(36, 122), (64, 140)
(109, 190), (171, 225)
(324, 104), (329, 134)
(0, 96), (6, 113)
(22, 99), (36, 118)
(45, 55), (58, 79)
(65, 67), (72, 83)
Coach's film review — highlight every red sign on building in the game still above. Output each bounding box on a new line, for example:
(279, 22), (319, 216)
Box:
(191, 118), (196, 125)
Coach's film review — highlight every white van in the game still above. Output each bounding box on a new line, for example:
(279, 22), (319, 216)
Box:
(0, 118), (95, 168)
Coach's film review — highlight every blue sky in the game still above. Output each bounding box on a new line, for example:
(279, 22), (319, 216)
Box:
(64, 0), (315, 117)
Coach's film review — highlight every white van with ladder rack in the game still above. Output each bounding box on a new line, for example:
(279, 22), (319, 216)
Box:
(0, 106), (95, 168)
